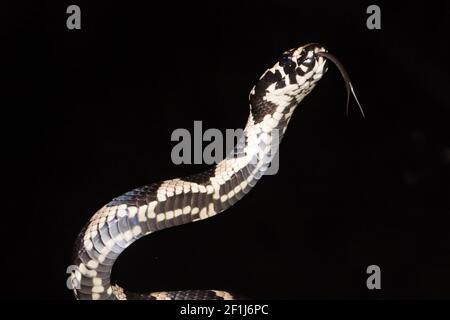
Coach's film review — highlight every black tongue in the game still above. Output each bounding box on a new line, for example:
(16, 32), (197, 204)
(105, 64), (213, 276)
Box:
(316, 51), (365, 118)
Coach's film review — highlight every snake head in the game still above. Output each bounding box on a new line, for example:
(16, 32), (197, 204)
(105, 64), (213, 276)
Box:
(264, 43), (328, 86)
(252, 43), (328, 105)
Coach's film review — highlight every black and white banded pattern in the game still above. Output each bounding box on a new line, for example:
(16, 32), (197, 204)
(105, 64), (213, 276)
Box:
(70, 43), (329, 300)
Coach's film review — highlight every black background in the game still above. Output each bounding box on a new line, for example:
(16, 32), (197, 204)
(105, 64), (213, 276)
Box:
(2, 1), (449, 300)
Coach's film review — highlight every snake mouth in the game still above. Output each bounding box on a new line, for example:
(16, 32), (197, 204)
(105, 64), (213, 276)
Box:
(316, 51), (365, 118)
(303, 42), (327, 54)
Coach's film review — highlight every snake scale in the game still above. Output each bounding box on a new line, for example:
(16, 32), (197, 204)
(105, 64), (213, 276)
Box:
(69, 43), (363, 300)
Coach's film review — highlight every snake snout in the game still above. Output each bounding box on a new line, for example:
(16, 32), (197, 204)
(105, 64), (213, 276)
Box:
(295, 43), (328, 76)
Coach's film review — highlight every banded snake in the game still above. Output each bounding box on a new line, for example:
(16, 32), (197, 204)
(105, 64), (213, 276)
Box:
(69, 43), (363, 300)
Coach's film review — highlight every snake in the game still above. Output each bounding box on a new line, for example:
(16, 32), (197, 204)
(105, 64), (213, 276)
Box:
(69, 42), (364, 300)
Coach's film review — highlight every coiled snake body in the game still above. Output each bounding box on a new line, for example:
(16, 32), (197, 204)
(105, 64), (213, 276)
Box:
(70, 43), (359, 300)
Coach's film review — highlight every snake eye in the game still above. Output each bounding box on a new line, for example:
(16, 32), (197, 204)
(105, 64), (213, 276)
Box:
(279, 56), (290, 66)
(279, 56), (296, 74)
